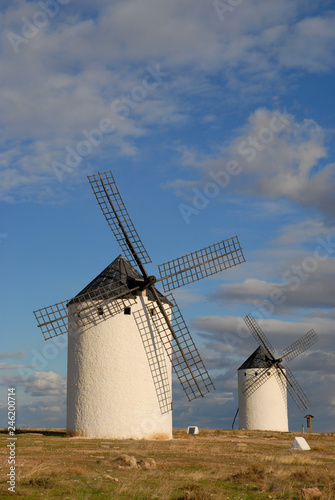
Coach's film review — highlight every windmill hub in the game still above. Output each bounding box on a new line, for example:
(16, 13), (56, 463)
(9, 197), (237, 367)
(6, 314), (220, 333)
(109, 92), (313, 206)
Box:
(271, 358), (283, 366)
(128, 275), (158, 291)
(145, 275), (158, 288)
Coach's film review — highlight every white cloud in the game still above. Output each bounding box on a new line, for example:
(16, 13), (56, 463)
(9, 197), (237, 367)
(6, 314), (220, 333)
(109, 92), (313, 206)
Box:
(272, 219), (331, 246)
(279, 15), (335, 72)
(172, 288), (205, 307)
(1, 1), (335, 201)
(211, 257), (335, 313)
(0, 370), (66, 394)
(20, 396), (66, 427)
(231, 110), (334, 214)
(23, 371), (66, 396)
(170, 109), (335, 220)
(0, 350), (26, 359)
(0, 363), (29, 370)
(208, 218), (335, 314)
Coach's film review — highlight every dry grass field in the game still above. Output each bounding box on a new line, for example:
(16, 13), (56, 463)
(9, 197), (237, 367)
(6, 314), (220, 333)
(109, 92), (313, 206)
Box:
(1, 428), (335, 499)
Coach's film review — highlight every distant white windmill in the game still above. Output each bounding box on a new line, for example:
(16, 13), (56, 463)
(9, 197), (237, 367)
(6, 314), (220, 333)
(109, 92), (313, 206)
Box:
(34, 170), (246, 439)
(237, 314), (318, 432)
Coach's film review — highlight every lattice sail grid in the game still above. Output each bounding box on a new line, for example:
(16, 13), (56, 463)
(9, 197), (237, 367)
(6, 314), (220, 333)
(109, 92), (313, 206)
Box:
(34, 284), (136, 340)
(244, 314), (276, 356)
(88, 171), (151, 266)
(281, 365), (310, 411)
(136, 294), (215, 401)
(158, 236), (245, 292)
(282, 329), (318, 363)
(243, 366), (287, 405)
(243, 367), (275, 398)
(133, 305), (172, 414)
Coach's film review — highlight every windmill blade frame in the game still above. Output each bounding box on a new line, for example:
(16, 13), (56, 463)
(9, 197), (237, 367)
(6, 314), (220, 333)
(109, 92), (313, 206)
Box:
(34, 282), (138, 340)
(158, 236), (245, 292)
(272, 367), (289, 402)
(277, 364), (310, 411)
(88, 170), (152, 267)
(135, 295), (172, 414)
(242, 360), (307, 413)
(282, 329), (318, 363)
(243, 364), (288, 404)
(135, 292), (215, 401)
(244, 314), (276, 357)
(243, 366), (275, 398)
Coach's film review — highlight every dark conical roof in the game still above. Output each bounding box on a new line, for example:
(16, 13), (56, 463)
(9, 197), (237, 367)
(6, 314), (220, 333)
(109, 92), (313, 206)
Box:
(69, 254), (169, 305)
(238, 345), (279, 370)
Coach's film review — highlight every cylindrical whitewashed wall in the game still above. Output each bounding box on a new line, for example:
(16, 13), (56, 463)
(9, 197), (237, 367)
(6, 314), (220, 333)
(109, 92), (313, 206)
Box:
(67, 295), (172, 439)
(238, 367), (289, 432)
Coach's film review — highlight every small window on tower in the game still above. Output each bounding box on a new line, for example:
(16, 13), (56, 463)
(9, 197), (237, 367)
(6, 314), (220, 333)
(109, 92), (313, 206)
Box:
(124, 307), (131, 315)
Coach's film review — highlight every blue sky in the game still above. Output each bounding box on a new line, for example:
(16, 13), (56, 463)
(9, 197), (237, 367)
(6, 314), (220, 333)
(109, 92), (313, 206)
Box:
(1, 0), (335, 432)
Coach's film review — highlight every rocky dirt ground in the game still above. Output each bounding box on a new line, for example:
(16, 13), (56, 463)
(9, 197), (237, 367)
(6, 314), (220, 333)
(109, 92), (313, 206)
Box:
(0, 428), (334, 499)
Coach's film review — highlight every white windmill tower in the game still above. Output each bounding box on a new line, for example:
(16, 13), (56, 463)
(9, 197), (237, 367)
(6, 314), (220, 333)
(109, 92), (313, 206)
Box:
(34, 170), (246, 439)
(237, 314), (318, 432)
(66, 255), (174, 439)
